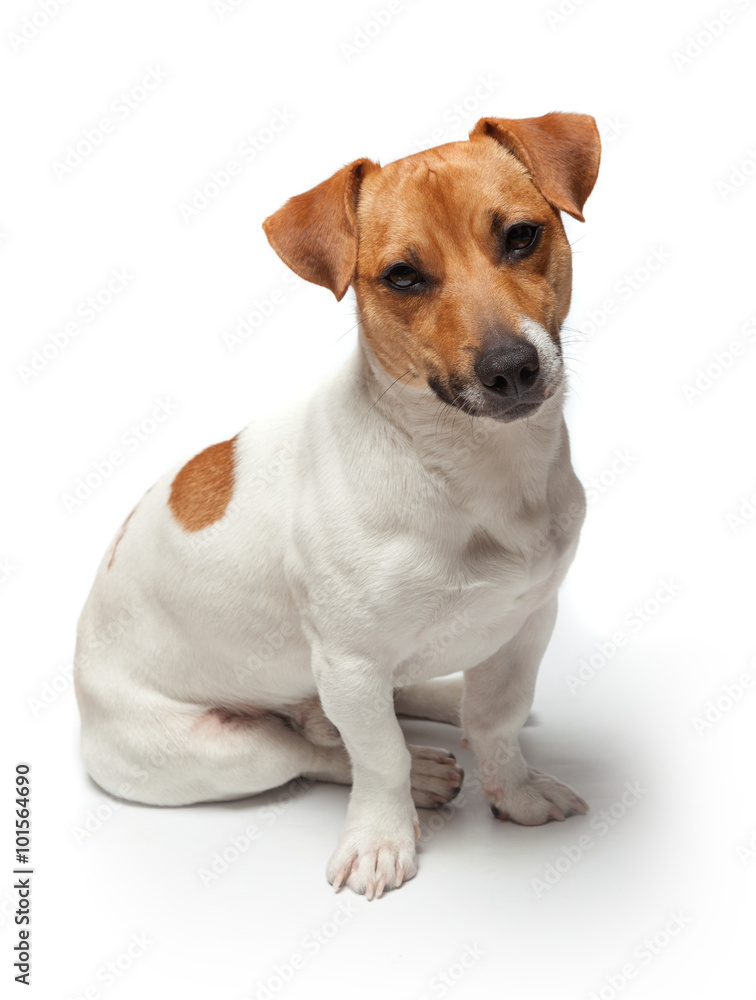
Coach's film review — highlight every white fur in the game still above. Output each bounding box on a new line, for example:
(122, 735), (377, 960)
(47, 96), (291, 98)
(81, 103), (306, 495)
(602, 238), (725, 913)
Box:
(75, 319), (587, 898)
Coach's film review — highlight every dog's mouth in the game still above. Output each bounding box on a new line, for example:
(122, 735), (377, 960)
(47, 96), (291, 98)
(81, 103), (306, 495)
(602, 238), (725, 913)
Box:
(427, 375), (547, 423)
(490, 399), (544, 422)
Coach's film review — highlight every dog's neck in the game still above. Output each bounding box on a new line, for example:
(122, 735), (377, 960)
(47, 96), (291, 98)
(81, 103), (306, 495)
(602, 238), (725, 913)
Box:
(351, 330), (572, 516)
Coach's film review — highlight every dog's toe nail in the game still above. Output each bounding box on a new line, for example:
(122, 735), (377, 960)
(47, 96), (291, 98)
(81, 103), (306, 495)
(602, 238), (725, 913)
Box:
(491, 805), (500, 819)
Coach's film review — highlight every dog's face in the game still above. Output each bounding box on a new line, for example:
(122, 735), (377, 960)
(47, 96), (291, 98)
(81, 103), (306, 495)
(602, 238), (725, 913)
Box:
(353, 138), (573, 422)
(264, 113), (601, 422)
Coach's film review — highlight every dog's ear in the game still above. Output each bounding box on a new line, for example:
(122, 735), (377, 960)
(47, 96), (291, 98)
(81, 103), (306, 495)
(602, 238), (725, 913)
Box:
(262, 158), (378, 301)
(470, 112), (601, 222)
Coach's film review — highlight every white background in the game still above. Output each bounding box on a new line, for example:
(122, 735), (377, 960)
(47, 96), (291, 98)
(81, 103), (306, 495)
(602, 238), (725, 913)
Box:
(2, 0), (756, 997)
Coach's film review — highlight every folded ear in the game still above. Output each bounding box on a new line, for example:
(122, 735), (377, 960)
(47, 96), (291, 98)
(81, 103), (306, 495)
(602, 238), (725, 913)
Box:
(262, 158), (378, 301)
(469, 112), (601, 222)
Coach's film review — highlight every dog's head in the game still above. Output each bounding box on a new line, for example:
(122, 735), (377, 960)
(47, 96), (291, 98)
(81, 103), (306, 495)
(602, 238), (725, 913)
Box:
(263, 112), (600, 422)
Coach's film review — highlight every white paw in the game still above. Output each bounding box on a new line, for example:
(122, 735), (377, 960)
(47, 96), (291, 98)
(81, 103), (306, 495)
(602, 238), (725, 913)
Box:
(327, 818), (419, 899)
(285, 696), (343, 747)
(488, 768), (588, 825)
(408, 744), (464, 809)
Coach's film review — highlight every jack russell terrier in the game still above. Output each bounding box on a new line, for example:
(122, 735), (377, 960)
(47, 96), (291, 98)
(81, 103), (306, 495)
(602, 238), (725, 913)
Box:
(74, 112), (601, 898)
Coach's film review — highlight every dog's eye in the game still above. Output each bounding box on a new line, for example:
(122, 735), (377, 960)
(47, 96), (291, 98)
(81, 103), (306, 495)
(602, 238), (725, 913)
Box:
(505, 224), (540, 253)
(384, 263), (422, 289)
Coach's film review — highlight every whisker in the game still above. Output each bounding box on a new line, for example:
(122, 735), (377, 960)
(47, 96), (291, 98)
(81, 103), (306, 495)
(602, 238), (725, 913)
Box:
(393, 376), (417, 405)
(450, 402), (462, 443)
(335, 318), (362, 343)
(362, 370), (412, 420)
(437, 388), (469, 440)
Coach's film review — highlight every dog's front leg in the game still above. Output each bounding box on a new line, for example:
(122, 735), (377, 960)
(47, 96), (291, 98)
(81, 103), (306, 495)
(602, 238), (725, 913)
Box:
(313, 646), (419, 898)
(462, 598), (589, 825)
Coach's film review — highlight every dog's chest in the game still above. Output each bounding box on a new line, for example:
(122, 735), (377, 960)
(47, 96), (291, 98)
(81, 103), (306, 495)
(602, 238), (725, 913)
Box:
(391, 514), (577, 683)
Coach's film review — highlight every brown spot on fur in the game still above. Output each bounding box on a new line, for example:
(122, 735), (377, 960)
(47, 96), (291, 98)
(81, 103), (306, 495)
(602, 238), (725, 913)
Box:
(202, 706), (266, 728)
(169, 435), (238, 532)
(108, 505), (137, 570)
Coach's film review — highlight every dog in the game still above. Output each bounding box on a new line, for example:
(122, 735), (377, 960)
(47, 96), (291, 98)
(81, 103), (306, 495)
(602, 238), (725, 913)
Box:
(74, 111), (601, 898)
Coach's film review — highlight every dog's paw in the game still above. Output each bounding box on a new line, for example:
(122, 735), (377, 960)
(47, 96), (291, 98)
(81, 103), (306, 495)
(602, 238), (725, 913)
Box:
(408, 744), (464, 809)
(487, 768), (588, 825)
(285, 696), (343, 747)
(327, 822), (419, 899)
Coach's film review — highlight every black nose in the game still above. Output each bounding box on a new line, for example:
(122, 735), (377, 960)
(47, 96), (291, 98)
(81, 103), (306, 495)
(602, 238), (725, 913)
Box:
(474, 341), (540, 398)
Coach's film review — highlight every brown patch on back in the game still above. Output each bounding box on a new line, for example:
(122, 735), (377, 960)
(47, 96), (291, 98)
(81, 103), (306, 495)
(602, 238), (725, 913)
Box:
(168, 435), (238, 532)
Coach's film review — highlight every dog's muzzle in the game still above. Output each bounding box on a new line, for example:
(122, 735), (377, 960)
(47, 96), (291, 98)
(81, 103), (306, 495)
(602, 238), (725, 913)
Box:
(429, 337), (553, 422)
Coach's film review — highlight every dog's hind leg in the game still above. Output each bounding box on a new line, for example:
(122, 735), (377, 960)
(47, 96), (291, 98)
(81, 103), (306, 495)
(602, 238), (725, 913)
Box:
(394, 674), (464, 726)
(81, 703), (353, 807)
(394, 674), (536, 730)
(81, 696), (464, 810)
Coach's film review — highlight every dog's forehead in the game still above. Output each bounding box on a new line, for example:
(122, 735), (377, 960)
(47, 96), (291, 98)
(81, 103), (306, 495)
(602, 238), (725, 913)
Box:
(370, 138), (529, 193)
(358, 138), (542, 237)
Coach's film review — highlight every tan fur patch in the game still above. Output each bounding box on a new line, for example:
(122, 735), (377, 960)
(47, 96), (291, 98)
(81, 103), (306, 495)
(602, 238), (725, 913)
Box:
(353, 139), (573, 386)
(168, 435), (238, 532)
